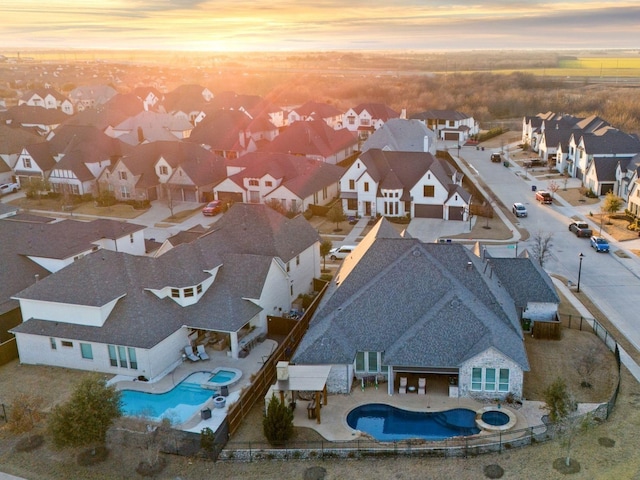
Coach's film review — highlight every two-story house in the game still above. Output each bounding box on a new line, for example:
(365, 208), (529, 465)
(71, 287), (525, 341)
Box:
(187, 109), (258, 159)
(343, 103), (401, 141)
(264, 119), (358, 165)
(10, 204), (321, 379)
(19, 88), (74, 115)
(213, 152), (344, 212)
(287, 101), (344, 130)
(410, 110), (478, 143)
(340, 149), (469, 220)
(361, 118), (437, 155)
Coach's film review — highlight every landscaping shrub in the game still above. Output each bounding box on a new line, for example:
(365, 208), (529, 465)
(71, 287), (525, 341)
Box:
(14, 434), (44, 452)
(263, 395), (294, 446)
(77, 445), (109, 466)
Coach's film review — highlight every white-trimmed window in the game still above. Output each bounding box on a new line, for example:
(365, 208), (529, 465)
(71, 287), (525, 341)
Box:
(471, 367), (510, 392)
(80, 343), (93, 360)
(108, 345), (138, 370)
(355, 351), (381, 373)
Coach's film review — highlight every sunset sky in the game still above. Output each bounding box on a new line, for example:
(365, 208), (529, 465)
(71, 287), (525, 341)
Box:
(2, 1), (639, 52)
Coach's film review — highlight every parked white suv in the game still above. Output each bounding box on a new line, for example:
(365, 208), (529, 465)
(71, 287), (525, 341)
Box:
(329, 245), (357, 260)
(512, 202), (527, 217)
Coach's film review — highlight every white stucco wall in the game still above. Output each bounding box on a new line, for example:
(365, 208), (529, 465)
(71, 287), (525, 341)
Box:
(325, 364), (353, 394)
(17, 296), (120, 327)
(523, 302), (558, 322)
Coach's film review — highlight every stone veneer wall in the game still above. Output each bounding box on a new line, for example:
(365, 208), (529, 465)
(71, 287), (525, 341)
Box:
(458, 347), (524, 400)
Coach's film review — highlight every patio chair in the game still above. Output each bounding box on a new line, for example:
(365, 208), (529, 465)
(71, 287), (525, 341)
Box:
(399, 376), (407, 394)
(196, 344), (210, 360)
(418, 377), (426, 395)
(184, 346), (199, 362)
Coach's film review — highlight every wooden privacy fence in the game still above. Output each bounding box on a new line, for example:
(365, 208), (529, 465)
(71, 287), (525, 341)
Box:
(225, 279), (329, 437)
(0, 337), (18, 367)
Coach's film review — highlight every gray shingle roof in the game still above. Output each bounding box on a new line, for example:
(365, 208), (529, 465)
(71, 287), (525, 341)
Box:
(11, 204), (320, 348)
(293, 221), (528, 371)
(362, 119), (434, 153)
(487, 257), (560, 308)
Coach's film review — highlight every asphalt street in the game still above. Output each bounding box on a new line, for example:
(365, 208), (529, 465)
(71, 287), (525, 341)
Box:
(456, 143), (640, 381)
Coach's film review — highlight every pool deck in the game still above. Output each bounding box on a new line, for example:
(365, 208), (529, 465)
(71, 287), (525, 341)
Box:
(290, 376), (549, 442)
(113, 339), (278, 433)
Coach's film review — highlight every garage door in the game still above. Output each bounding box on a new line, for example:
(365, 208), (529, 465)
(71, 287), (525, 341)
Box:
(444, 132), (459, 141)
(414, 204), (443, 218)
(217, 191), (244, 204)
(599, 183), (614, 196)
(449, 206), (464, 221)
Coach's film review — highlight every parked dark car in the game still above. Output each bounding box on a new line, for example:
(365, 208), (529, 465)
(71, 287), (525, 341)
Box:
(569, 222), (592, 238)
(202, 200), (222, 216)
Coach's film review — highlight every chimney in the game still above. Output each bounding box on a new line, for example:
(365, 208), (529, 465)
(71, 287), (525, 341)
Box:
(424, 135), (429, 153)
(276, 361), (290, 381)
(34, 274), (40, 282)
(466, 261), (473, 270)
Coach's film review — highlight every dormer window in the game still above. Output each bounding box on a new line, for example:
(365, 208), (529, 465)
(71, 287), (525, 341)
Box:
(171, 288), (180, 298)
(249, 179), (259, 186)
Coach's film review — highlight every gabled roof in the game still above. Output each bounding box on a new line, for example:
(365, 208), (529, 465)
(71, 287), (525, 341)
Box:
(4, 105), (69, 126)
(13, 218), (145, 260)
(485, 256), (559, 307)
(225, 152), (344, 198)
(68, 85), (117, 105)
(293, 219), (528, 370)
(48, 124), (129, 160)
(11, 204), (320, 347)
(19, 143), (56, 171)
(112, 111), (193, 145)
(0, 125), (42, 155)
(162, 84), (211, 113)
(590, 157), (619, 182)
(265, 119), (357, 158)
(187, 109), (252, 150)
(20, 88), (67, 103)
(290, 101), (342, 120)
(362, 119), (434, 153)
(580, 127), (640, 155)
(349, 103), (399, 121)
(410, 109), (471, 121)
(357, 149), (452, 193)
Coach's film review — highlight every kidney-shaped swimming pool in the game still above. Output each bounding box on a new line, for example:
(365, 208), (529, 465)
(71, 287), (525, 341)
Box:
(346, 403), (480, 441)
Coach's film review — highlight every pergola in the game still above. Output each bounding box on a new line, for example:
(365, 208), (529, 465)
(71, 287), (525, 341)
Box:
(273, 363), (331, 424)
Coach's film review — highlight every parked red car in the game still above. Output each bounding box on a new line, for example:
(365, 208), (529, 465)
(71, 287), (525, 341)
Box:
(202, 200), (222, 216)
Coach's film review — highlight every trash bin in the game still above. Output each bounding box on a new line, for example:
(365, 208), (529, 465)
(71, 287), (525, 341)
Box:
(213, 396), (226, 409)
(531, 185), (537, 192)
(503, 161), (509, 167)
(220, 385), (229, 397)
(201, 408), (212, 420)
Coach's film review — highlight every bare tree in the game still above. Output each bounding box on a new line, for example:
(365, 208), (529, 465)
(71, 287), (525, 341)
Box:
(547, 180), (559, 199)
(530, 231), (554, 267)
(575, 344), (603, 389)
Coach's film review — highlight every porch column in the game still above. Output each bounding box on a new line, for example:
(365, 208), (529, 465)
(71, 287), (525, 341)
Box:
(388, 366), (393, 396)
(230, 331), (239, 359)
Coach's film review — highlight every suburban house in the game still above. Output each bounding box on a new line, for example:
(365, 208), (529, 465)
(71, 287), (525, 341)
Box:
(339, 148), (470, 220)
(626, 171), (640, 218)
(1, 105), (69, 136)
(132, 86), (164, 112)
(18, 88), (74, 115)
(342, 103), (401, 141)
(187, 109), (258, 159)
(0, 124), (42, 172)
(207, 91), (286, 129)
(213, 152), (344, 212)
(410, 110), (479, 143)
(264, 119), (358, 165)
(46, 125), (129, 197)
(161, 84), (214, 125)
(108, 111), (194, 145)
(68, 85), (118, 112)
(10, 204), (321, 379)
(96, 141), (225, 203)
(561, 125), (640, 183)
(361, 118), (437, 155)
(292, 218), (531, 401)
(287, 101), (344, 130)
(13, 143), (56, 186)
(521, 112), (580, 152)
(0, 216), (146, 363)
(616, 153), (640, 202)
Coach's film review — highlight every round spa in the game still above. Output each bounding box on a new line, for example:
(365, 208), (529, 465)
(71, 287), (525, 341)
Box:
(201, 367), (242, 390)
(475, 406), (517, 432)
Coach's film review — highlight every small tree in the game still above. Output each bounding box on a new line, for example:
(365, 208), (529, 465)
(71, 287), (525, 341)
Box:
(543, 377), (593, 470)
(575, 344), (603, 388)
(48, 376), (122, 448)
(8, 393), (43, 436)
(547, 180), (559, 199)
(320, 239), (333, 271)
(530, 231), (554, 267)
(265, 198), (287, 216)
(263, 394), (294, 446)
(326, 202), (346, 232)
(24, 177), (50, 201)
(602, 191), (623, 225)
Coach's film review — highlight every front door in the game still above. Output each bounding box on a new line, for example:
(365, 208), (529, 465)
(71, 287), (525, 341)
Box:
(364, 201), (371, 216)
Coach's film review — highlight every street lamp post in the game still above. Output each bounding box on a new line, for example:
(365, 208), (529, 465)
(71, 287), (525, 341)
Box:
(577, 253), (585, 293)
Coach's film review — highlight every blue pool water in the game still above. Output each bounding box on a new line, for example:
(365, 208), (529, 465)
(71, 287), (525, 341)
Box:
(481, 410), (509, 426)
(210, 370), (235, 384)
(346, 404), (480, 441)
(120, 373), (213, 424)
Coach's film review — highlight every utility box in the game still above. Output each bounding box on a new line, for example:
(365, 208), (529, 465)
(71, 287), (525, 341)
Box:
(277, 361), (290, 381)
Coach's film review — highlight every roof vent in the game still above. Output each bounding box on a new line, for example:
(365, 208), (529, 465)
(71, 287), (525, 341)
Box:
(467, 261), (473, 270)
(412, 249), (421, 257)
